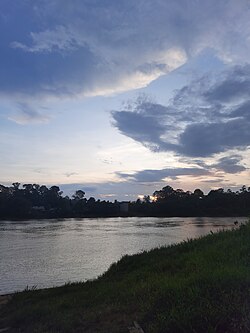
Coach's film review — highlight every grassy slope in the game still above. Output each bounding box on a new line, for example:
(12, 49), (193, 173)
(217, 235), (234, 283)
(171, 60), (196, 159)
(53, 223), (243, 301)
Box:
(1, 222), (250, 333)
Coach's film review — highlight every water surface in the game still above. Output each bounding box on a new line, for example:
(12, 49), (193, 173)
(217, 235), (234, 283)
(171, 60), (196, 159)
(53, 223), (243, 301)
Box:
(0, 216), (246, 295)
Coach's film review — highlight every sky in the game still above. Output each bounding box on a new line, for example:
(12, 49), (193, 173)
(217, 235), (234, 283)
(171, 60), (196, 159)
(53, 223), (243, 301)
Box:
(0, 0), (250, 200)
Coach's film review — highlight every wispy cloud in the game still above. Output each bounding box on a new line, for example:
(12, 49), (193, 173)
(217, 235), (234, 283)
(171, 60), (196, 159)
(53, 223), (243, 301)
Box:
(8, 103), (51, 125)
(11, 26), (79, 53)
(64, 172), (79, 178)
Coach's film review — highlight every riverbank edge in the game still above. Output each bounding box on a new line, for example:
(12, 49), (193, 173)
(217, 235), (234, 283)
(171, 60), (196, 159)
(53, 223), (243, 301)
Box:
(1, 221), (250, 332)
(0, 214), (247, 222)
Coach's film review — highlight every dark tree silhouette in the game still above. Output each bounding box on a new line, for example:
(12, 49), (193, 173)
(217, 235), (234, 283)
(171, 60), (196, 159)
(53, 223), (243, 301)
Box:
(0, 183), (249, 219)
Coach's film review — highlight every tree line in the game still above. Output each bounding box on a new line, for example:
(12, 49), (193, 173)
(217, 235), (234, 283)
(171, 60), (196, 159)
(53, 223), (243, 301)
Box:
(131, 185), (250, 217)
(0, 182), (249, 219)
(0, 183), (118, 219)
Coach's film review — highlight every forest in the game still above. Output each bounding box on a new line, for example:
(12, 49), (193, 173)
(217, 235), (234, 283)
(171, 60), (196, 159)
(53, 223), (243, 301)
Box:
(0, 182), (250, 219)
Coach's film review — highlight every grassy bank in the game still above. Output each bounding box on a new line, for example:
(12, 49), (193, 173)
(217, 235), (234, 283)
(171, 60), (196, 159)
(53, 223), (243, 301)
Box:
(1, 222), (250, 333)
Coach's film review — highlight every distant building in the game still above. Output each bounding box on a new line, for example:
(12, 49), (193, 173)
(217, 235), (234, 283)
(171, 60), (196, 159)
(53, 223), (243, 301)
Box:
(31, 206), (45, 211)
(119, 201), (129, 214)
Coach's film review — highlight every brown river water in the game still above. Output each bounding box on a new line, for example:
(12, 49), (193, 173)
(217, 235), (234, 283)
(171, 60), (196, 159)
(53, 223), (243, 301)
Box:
(0, 216), (247, 295)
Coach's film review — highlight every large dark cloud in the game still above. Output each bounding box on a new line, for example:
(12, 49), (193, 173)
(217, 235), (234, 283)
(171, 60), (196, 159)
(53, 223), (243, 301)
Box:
(204, 65), (250, 103)
(178, 118), (250, 157)
(0, 0), (250, 100)
(112, 64), (250, 158)
(111, 102), (177, 152)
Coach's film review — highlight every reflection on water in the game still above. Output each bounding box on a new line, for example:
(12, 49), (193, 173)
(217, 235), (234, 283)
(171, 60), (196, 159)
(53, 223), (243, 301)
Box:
(0, 216), (247, 295)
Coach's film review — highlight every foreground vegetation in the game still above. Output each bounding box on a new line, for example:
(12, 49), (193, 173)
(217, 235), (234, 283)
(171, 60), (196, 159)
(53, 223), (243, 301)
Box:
(1, 221), (250, 332)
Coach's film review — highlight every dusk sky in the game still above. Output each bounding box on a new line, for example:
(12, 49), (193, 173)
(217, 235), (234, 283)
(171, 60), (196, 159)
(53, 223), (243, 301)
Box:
(0, 0), (250, 200)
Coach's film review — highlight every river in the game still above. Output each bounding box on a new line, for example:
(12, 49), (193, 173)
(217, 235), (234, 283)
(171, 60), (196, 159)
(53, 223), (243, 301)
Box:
(0, 216), (247, 295)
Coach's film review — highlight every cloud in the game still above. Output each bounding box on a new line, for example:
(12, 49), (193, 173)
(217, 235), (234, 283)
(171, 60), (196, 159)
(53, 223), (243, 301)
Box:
(59, 181), (145, 201)
(210, 156), (246, 174)
(117, 167), (211, 182)
(0, 0), (250, 101)
(112, 108), (171, 152)
(105, 155), (246, 194)
(11, 26), (79, 53)
(202, 178), (225, 184)
(112, 64), (250, 157)
(112, 96), (180, 152)
(178, 119), (250, 157)
(8, 103), (51, 124)
(64, 172), (79, 178)
(57, 169), (228, 201)
(59, 183), (97, 196)
(203, 65), (250, 103)
(230, 101), (250, 120)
